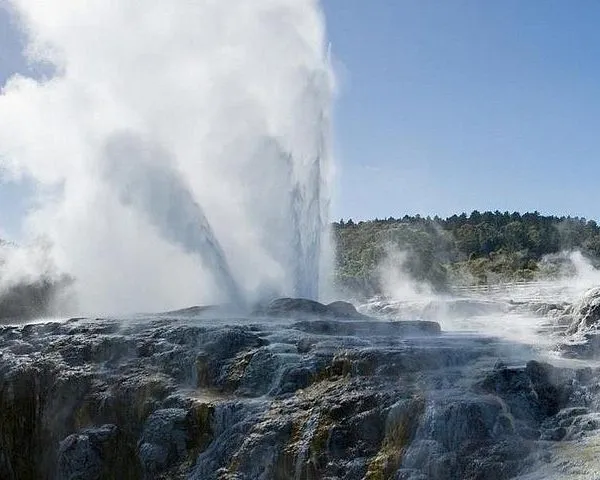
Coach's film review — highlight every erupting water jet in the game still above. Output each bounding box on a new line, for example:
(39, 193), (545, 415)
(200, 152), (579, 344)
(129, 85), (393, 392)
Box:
(0, 0), (335, 313)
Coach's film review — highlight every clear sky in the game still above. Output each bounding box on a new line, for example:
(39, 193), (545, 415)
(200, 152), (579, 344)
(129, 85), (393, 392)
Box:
(322, 0), (600, 221)
(0, 5), (33, 239)
(1, 1), (600, 239)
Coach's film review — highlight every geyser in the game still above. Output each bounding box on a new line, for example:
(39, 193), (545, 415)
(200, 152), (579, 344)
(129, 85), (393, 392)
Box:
(101, 132), (245, 307)
(0, 0), (334, 313)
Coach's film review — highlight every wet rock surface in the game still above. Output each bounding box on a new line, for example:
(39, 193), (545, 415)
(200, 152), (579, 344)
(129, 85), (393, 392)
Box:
(558, 287), (600, 358)
(256, 297), (370, 320)
(566, 287), (600, 336)
(1, 296), (600, 479)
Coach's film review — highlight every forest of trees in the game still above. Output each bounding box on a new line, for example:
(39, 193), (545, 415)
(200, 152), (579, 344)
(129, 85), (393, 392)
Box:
(333, 211), (600, 295)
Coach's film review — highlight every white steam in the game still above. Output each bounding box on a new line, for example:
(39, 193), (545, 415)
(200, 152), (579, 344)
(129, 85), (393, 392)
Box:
(559, 251), (600, 294)
(0, 239), (56, 289)
(0, 0), (334, 314)
(378, 247), (434, 302)
(370, 247), (600, 346)
(536, 250), (600, 299)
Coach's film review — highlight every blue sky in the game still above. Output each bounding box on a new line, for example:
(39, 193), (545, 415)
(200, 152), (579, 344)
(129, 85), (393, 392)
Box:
(0, 5), (33, 238)
(323, 0), (600, 221)
(1, 2), (600, 239)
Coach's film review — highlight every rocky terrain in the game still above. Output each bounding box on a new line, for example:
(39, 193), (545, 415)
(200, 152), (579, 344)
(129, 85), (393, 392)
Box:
(3, 294), (600, 479)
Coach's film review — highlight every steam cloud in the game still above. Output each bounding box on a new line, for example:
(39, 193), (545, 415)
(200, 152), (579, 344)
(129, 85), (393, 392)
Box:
(377, 246), (435, 303)
(0, 0), (334, 314)
(101, 132), (245, 307)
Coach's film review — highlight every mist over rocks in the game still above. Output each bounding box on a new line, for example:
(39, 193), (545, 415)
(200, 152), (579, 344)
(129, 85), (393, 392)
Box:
(2, 295), (600, 480)
(556, 287), (600, 358)
(252, 297), (442, 336)
(566, 286), (600, 336)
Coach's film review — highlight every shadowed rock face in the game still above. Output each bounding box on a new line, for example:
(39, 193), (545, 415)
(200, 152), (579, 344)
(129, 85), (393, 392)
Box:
(255, 297), (369, 320)
(0, 301), (599, 480)
(291, 319), (441, 337)
(0, 276), (72, 323)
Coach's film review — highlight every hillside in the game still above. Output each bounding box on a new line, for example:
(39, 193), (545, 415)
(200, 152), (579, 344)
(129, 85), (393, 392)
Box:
(333, 211), (600, 296)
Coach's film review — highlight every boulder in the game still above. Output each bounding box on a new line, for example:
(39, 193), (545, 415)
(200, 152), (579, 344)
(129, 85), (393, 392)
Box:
(257, 297), (369, 320)
(138, 409), (189, 476)
(326, 301), (364, 318)
(56, 425), (119, 480)
(477, 361), (575, 426)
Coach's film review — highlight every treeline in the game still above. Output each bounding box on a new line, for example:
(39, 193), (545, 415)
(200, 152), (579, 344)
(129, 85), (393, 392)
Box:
(333, 211), (600, 294)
